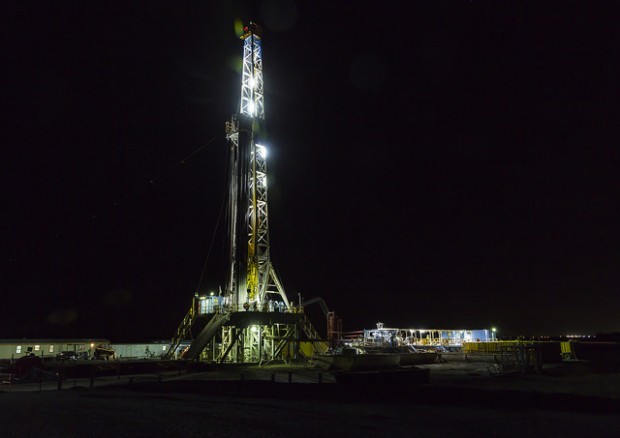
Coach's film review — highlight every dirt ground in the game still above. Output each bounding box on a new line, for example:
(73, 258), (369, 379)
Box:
(2, 361), (620, 437)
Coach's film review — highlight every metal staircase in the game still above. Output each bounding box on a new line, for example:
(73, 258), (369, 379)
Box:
(163, 303), (196, 359)
(183, 312), (231, 360)
(299, 313), (328, 355)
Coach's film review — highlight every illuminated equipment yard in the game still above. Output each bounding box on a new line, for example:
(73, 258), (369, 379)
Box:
(165, 23), (326, 364)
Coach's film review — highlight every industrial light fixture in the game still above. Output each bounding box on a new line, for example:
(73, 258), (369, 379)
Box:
(256, 144), (267, 158)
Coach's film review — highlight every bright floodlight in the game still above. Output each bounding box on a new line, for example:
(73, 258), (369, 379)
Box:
(256, 144), (267, 158)
(248, 76), (256, 88)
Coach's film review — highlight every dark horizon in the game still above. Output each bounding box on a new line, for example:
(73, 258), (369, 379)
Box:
(3, 2), (619, 342)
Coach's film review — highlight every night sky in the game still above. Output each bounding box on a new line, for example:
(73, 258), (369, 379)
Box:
(3, 1), (619, 341)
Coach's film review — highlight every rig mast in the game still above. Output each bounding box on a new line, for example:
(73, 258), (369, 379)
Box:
(225, 22), (289, 311)
(165, 23), (324, 364)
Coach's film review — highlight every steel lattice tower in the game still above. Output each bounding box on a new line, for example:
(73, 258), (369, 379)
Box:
(225, 22), (289, 310)
(165, 23), (325, 364)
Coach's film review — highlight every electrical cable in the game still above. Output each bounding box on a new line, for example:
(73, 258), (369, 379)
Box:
(193, 183), (227, 295)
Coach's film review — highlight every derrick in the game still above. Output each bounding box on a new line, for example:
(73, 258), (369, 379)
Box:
(164, 22), (327, 364)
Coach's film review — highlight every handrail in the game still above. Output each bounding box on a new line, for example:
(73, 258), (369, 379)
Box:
(298, 313), (327, 355)
(163, 304), (196, 359)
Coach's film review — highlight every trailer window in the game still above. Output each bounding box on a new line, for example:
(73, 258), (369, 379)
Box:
(16, 345), (22, 354)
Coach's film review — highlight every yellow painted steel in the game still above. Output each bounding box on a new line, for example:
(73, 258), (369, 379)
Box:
(560, 341), (574, 359)
(560, 341), (572, 354)
(462, 341), (527, 353)
(299, 341), (329, 358)
(463, 341), (567, 361)
(247, 260), (258, 300)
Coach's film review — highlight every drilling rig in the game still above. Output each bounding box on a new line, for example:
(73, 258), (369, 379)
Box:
(165, 23), (326, 364)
